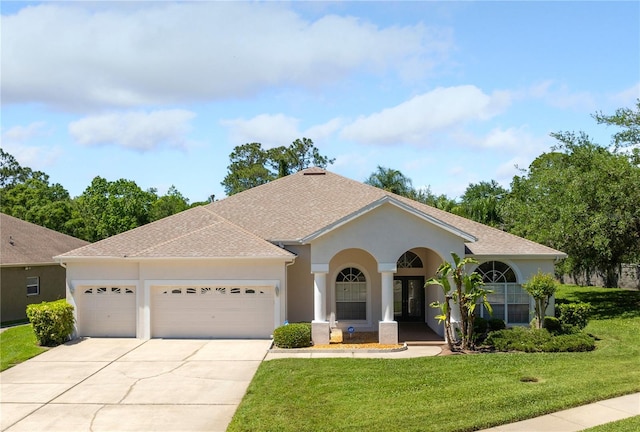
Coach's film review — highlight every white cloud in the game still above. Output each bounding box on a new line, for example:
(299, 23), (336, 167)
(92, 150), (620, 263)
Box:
(221, 114), (301, 149)
(68, 110), (195, 151)
(339, 85), (512, 145)
(2, 121), (48, 142)
(527, 80), (596, 111)
(2, 2), (452, 110)
(608, 82), (640, 107)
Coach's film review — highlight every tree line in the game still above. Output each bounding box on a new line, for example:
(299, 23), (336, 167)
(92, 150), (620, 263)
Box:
(1, 102), (638, 287)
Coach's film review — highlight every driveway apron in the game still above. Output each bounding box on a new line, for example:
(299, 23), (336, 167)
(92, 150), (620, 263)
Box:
(0, 338), (272, 432)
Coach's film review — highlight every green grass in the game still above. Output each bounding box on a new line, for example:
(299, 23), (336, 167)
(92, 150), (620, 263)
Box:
(228, 286), (640, 432)
(0, 324), (47, 371)
(583, 416), (640, 432)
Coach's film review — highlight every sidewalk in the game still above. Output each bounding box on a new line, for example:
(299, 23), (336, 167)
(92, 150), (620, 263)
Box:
(480, 392), (639, 432)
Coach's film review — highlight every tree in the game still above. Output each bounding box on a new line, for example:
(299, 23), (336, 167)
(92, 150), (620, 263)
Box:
(73, 177), (157, 242)
(592, 99), (640, 149)
(522, 271), (558, 329)
(221, 138), (334, 195)
(0, 177), (75, 235)
(458, 180), (507, 228)
(426, 253), (492, 351)
(364, 166), (414, 196)
(502, 132), (640, 287)
(0, 149), (48, 188)
(149, 186), (190, 222)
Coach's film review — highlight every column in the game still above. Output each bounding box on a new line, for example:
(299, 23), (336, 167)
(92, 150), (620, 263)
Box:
(380, 271), (394, 322)
(311, 264), (330, 345)
(378, 263), (398, 344)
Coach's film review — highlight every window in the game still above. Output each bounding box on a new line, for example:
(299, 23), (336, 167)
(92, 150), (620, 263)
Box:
(27, 276), (39, 296)
(476, 261), (529, 324)
(335, 267), (367, 320)
(397, 251), (423, 269)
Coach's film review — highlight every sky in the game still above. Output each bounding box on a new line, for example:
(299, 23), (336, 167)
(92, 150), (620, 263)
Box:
(2, 1), (639, 204)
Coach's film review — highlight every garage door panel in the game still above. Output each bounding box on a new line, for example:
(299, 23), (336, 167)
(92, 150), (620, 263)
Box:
(78, 286), (136, 337)
(152, 286), (275, 339)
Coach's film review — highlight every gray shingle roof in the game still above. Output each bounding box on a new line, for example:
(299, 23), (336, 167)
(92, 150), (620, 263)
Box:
(1, 213), (89, 265)
(57, 206), (293, 259)
(58, 168), (565, 260)
(209, 168), (565, 257)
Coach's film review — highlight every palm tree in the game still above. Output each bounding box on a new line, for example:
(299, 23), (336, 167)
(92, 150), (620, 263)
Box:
(364, 166), (414, 197)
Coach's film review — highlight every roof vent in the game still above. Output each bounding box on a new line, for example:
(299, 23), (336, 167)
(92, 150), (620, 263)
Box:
(303, 167), (326, 176)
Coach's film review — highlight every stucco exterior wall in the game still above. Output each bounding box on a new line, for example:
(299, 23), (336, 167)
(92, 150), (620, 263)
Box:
(284, 245), (314, 323)
(1, 264), (67, 322)
(311, 203), (464, 266)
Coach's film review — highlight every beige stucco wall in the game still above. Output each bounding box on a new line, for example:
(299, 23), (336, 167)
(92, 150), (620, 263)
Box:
(1, 264), (67, 322)
(284, 245), (313, 323)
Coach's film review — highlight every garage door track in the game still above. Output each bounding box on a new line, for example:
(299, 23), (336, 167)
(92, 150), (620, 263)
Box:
(0, 338), (272, 431)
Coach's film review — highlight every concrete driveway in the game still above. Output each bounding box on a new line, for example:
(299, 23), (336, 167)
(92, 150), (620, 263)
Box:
(0, 338), (272, 432)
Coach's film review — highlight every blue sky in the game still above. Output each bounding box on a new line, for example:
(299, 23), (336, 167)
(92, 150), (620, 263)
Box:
(2, 1), (638, 203)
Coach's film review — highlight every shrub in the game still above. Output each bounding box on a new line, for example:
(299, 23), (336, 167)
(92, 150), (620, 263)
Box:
(485, 326), (595, 352)
(543, 316), (562, 334)
(487, 318), (506, 331)
(472, 317), (488, 343)
(26, 300), (74, 347)
(273, 323), (311, 348)
(557, 302), (592, 329)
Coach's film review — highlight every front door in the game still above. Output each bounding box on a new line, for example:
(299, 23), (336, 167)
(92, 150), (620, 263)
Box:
(393, 277), (425, 322)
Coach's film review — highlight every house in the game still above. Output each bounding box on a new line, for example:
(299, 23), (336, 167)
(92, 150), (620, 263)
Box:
(56, 168), (565, 344)
(1, 213), (89, 323)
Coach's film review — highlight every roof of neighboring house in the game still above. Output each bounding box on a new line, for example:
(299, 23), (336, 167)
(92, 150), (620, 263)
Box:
(1, 213), (90, 266)
(209, 168), (565, 257)
(58, 168), (565, 260)
(57, 205), (294, 259)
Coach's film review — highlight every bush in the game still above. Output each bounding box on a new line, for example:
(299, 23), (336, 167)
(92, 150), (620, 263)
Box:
(485, 327), (595, 353)
(25, 300), (74, 347)
(488, 318), (506, 331)
(472, 317), (488, 343)
(273, 323), (311, 348)
(543, 316), (562, 334)
(557, 302), (592, 329)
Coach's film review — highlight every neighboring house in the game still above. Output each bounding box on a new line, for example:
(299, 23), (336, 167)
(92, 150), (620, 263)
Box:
(56, 168), (565, 344)
(1, 213), (89, 323)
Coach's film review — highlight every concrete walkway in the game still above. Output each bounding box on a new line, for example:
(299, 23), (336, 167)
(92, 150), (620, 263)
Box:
(480, 393), (640, 431)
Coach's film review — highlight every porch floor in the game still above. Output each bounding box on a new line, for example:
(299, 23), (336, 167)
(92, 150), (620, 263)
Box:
(398, 322), (445, 346)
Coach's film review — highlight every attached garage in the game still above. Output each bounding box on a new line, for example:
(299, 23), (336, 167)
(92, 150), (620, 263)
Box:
(77, 286), (137, 337)
(151, 284), (276, 339)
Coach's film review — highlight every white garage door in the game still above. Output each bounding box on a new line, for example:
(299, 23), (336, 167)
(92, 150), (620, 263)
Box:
(151, 285), (275, 339)
(78, 286), (137, 337)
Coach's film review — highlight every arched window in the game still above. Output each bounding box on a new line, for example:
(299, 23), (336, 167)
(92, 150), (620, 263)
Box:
(335, 267), (367, 320)
(397, 251), (423, 269)
(476, 261), (529, 324)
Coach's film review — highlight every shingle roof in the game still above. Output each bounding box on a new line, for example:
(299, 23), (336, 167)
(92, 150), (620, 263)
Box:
(1, 213), (89, 265)
(58, 168), (564, 260)
(208, 168), (565, 257)
(57, 205), (294, 259)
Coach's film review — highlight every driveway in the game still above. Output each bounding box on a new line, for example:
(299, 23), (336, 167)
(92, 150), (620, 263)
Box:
(0, 338), (272, 432)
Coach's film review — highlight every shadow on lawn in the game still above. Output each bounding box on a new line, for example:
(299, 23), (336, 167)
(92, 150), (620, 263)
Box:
(556, 287), (640, 320)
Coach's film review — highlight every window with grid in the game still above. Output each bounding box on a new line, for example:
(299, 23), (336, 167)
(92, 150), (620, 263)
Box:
(27, 276), (40, 296)
(335, 267), (367, 320)
(476, 261), (529, 324)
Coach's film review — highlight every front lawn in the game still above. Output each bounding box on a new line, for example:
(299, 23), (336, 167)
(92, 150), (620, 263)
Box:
(0, 325), (47, 372)
(228, 286), (640, 432)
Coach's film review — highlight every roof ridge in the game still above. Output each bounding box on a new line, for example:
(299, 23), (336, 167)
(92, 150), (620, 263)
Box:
(129, 210), (223, 257)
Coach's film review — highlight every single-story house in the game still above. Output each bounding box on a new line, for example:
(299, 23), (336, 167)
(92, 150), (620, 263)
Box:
(1, 213), (89, 323)
(56, 168), (565, 344)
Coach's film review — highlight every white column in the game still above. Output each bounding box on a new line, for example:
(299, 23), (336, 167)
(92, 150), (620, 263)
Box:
(378, 263), (397, 322)
(313, 271), (327, 322)
(380, 271), (394, 322)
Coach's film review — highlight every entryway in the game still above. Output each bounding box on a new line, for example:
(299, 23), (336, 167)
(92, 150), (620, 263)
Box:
(393, 276), (425, 322)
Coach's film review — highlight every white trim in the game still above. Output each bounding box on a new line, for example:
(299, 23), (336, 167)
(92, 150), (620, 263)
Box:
(378, 262), (398, 273)
(56, 255), (294, 263)
(311, 263), (329, 273)
(301, 196), (477, 243)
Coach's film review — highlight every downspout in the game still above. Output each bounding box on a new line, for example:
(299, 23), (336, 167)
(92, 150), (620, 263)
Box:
(283, 257), (296, 324)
